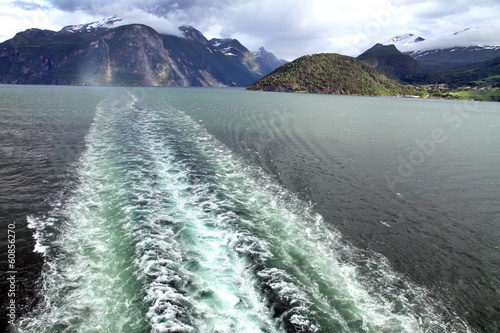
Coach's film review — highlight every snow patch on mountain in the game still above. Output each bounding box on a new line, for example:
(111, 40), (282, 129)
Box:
(60, 15), (122, 33)
(405, 45), (500, 60)
(389, 34), (425, 46)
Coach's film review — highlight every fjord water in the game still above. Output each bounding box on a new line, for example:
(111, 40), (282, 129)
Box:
(0, 86), (498, 332)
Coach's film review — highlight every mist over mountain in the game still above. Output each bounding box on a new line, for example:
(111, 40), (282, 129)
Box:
(389, 27), (499, 53)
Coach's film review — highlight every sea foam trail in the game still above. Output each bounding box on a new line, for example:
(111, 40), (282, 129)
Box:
(17, 90), (472, 333)
(16, 92), (279, 332)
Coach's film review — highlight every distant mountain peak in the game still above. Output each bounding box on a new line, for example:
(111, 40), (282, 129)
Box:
(389, 33), (425, 46)
(60, 15), (122, 33)
(252, 46), (271, 57)
(252, 46), (288, 73)
(178, 25), (211, 47)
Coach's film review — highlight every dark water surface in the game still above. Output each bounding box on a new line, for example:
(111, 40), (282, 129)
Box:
(1, 85), (498, 332)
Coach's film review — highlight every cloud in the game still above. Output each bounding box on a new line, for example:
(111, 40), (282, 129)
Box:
(391, 0), (500, 52)
(0, 1), (60, 42)
(11, 0), (49, 11)
(1, 0), (499, 60)
(46, 0), (238, 16)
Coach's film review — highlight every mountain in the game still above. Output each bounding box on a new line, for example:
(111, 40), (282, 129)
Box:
(357, 43), (435, 84)
(210, 38), (262, 74)
(0, 19), (284, 87)
(253, 47), (288, 76)
(209, 38), (287, 77)
(247, 53), (421, 96)
(389, 33), (425, 46)
(405, 45), (500, 70)
(178, 25), (213, 48)
(403, 45), (500, 87)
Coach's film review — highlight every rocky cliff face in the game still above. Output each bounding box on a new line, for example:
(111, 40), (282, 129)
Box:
(81, 24), (189, 86)
(0, 22), (284, 87)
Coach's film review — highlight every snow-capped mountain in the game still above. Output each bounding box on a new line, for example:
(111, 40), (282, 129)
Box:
(407, 45), (500, 59)
(405, 45), (500, 65)
(60, 15), (123, 33)
(389, 33), (425, 46)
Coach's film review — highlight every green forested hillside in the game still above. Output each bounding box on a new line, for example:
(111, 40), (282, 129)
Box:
(434, 56), (500, 87)
(247, 53), (421, 96)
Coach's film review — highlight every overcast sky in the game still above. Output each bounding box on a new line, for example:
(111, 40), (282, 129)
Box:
(1, 0), (499, 60)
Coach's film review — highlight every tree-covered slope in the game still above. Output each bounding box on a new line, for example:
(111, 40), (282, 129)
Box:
(247, 53), (421, 96)
(428, 56), (500, 87)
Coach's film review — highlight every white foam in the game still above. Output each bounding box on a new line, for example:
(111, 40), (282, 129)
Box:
(26, 215), (48, 255)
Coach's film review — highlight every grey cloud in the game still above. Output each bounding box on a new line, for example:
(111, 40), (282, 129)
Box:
(11, 1), (50, 11)
(49, 0), (93, 11)
(47, 0), (236, 15)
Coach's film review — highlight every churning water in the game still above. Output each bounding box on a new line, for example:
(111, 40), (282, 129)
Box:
(1, 86), (498, 332)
